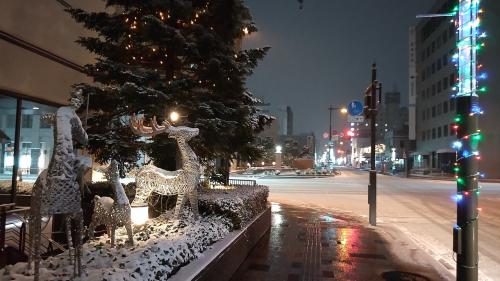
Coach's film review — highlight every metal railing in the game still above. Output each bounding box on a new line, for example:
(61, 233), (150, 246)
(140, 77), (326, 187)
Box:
(1, 204), (66, 267)
(226, 179), (256, 187)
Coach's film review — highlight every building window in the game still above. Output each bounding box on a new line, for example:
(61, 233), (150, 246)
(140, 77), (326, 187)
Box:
(443, 54), (448, 66)
(432, 106), (436, 117)
(6, 115), (15, 128)
(443, 77), (448, 89)
(438, 127), (442, 138)
(450, 73), (455, 86)
(450, 99), (456, 111)
(427, 129), (431, 140)
(0, 95), (57, 188)
(431, 41), (435, 53)
(444, 125), (449, 137)
(21, 115), (33, 128)
(421, 51), (426, 62)
(437, 81), (442, 93)
(450, 124), (454, 135)
(432, 85), (436, 96)
(426, 87), (430, 98)
(426, 108), (430, 119)
(432, 128), (436, 139)
(443, 101), (448, 113)
(437, 103), (442, 115)
(432, 62), (436, 74)
(427, 46), (431, 58)
(437, 58), (442, 70)
(422, 110), (426, 121)
(422, 131), (426, 141)
(442, 30), (448, 43)
(427, 66), (431, 78)
(421, 70), (426, 81)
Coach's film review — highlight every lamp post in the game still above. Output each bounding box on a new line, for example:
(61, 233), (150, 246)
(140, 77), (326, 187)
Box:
(327, 106), (347, 169)
(275, 145), (282, 171)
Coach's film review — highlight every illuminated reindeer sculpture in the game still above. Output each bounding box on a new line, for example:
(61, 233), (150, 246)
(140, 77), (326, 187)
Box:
(88, 160), (133, 247)
(130, 115), (200, 219)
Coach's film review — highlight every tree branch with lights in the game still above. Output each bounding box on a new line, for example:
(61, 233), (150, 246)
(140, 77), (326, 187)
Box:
(67, 0), (272, 173)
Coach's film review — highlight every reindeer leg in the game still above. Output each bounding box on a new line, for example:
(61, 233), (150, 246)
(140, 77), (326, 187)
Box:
(88, 218), (96, 240)
(33, 215), (41, 281)
(75, 213), (83, 277)
(188, 191), (199, 220)
(65, 215), (74, 266)
(27, 213), (34, 271)
(110, 226), (116, 247)
(132, 181), (149, 206)
(125, 219), (134, 246)
(174, 193), (187, 219)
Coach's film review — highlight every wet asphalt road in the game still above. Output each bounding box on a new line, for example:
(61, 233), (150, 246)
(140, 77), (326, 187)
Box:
(253, 169), (500, 281)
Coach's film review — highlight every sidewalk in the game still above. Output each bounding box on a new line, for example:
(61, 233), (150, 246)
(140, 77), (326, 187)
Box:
(231, 203), (451, 281)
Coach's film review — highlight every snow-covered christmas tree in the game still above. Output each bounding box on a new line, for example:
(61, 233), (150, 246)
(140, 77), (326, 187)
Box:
(68, 0), (272, 172)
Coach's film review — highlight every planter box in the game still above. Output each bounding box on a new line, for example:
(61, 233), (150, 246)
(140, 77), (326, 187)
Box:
(172, 206), (271, 281)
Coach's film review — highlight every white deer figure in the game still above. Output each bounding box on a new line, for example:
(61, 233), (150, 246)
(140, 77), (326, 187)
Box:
(88, 160), (134, 247)
(27, 90), (88, 281)
(130, 115), (200, 219)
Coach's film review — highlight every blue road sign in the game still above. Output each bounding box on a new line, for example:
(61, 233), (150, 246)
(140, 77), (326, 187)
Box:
(348, 100), (363, 116)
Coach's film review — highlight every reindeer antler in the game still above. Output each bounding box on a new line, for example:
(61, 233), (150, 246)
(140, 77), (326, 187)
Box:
(130, 114), (171, 137)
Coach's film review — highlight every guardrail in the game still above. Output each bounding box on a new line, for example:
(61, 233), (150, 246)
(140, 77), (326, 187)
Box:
(226, 179), (256, 187)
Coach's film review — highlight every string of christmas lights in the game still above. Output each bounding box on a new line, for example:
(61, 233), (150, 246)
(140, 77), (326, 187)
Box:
(451, 0), (484, 229)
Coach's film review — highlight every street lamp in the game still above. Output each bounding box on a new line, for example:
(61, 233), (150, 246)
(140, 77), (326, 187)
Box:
(275, 145), (282, 170)
(327, 106), (347, 168)
(169, 111), (180, 122)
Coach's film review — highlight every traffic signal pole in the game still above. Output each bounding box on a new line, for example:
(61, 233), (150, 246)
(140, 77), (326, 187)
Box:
(364, 63), (381, 227)
(368, 64), (377, 226)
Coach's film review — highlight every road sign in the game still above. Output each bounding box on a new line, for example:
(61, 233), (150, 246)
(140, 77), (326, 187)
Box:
(348, 100), (364, 116)
(348, 115), (364, 123)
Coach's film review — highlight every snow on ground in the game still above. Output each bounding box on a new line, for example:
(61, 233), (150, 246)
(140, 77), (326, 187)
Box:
(1, 185), (269, 281)
(3, 214), (231, 281)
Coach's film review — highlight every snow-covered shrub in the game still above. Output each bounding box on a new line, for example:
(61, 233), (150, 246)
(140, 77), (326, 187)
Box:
(199, 185), (269, 229)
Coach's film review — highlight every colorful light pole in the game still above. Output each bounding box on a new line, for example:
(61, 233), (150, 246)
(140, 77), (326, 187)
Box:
(452, 1), (484, 280)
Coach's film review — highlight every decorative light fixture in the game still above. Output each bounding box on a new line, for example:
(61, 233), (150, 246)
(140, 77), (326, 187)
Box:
(131, 204), (149, 225)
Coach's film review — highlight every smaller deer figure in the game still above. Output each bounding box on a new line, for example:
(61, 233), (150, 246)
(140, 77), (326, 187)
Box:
(88, 160), (133, 247)
(130, 115), (200, 219)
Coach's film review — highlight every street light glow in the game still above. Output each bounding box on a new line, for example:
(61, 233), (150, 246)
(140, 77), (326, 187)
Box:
(275, 145), (282, 153)
(170, 111), (180, 122)
(340, 108), (348, 114)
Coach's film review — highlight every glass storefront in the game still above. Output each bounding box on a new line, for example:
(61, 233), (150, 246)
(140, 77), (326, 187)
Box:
(0, 93), (57, 194)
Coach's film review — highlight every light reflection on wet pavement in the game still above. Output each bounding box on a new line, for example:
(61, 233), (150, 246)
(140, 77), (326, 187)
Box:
(231, 203), (440, 281)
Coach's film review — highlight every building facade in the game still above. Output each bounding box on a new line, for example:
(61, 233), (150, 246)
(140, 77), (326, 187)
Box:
(413, 0), (500, 178)
(413, 0), (459, 173)
(0, 0), (104, 197)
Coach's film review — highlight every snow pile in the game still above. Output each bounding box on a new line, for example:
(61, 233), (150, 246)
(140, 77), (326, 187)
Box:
(2, 215), (231, 281)
(199, 185), (269, 229)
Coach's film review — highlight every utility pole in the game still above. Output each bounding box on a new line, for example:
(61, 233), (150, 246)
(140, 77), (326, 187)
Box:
(452, 1), (481, 280)
(364, 64), (381, 226)
(416, 1), (482, 279)
(327, 106), (348, 169)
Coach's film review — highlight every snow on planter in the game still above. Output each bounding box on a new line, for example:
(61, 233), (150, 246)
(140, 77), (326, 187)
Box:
(1, 185), (268, 281)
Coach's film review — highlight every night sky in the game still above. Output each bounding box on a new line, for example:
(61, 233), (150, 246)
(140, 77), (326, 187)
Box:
(243, 0), (435, 144)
